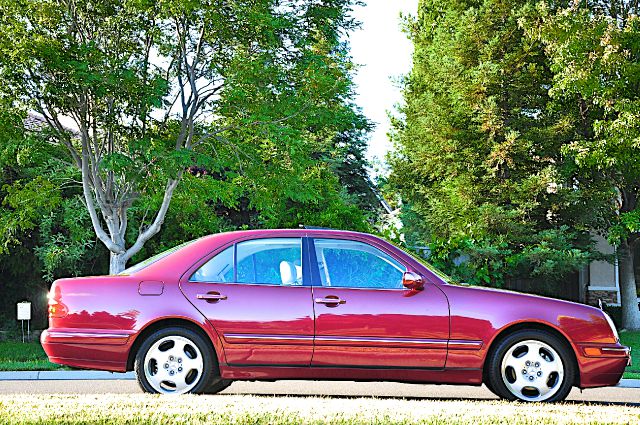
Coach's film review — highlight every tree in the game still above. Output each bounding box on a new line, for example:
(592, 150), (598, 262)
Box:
(388, 0), (600, 287)
(0, 0), (367, 273)
(532, 3), (640, 329)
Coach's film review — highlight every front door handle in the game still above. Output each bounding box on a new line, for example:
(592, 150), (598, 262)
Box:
(197, 292), (227, 302)
(315, 296), (346, 305)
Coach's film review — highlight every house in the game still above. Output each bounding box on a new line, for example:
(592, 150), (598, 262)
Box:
(582, 234), (620, 306)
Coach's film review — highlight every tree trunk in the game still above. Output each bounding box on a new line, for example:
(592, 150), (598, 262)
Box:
(619, 239), (640, 330)
(110, 252), (128, 275)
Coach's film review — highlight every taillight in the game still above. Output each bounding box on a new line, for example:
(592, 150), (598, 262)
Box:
(48, 302), (68, 318)
(47, 284), (68, 318)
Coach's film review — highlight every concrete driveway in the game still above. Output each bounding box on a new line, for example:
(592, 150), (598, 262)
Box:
(0, 380), (638, 404)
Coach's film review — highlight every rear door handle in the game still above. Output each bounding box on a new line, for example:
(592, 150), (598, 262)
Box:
(315, 296), (346, 305)
(197, 292), (227, 302)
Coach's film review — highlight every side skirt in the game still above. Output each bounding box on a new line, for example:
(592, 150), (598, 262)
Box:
(220, 364), (483, 385)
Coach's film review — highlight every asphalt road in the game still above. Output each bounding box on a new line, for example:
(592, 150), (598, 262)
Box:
(0, 380), (638, 404)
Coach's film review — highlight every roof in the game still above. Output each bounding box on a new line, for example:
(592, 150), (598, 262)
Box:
(24, 112), (79, 135)
(136, 228), (411, 280)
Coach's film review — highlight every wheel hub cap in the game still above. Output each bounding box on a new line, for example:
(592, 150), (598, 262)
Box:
(501, 339), (564, 402)
(144, 335), (204, 394)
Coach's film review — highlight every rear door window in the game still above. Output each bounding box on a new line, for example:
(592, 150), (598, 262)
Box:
(190, 238), (303, 285)
(237, 238), (302, 285)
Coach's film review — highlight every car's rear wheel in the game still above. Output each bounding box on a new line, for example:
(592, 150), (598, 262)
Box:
(486, 329), (575, 402)
(203, 378), (233, 394)
(135, 327), (218, 394)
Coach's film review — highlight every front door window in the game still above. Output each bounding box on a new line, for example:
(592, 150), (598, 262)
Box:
(313, 238), (404, 289)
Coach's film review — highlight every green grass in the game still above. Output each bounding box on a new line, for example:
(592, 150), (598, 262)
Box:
(0, 394), (638, 424)
(0, 341), (64, 371)
(620, 330), (640, 379)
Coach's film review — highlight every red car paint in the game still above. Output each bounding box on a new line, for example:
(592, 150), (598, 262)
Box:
(41, 229), (630, 389)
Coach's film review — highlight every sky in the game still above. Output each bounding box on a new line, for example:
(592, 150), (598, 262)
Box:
(349, 0), (419, 163)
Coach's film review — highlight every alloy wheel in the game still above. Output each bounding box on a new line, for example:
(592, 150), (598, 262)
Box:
(143, 335), (204, 394)
(500, 339), (564, 402)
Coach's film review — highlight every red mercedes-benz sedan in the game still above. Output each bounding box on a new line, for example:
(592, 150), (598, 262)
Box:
(42, 229), (630, 402)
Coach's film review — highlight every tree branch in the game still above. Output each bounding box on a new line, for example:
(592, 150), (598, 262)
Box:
(123, 175), (181, 261)
(80, 144), (125, 254)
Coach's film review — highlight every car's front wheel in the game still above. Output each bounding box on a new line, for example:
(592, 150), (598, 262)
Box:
(135, 327), (218, 394)
(486, 329), (575, 402)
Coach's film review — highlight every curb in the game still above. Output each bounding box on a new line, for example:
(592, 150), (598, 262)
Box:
(0, 371), (135, 381)
(615, 379), (640, 388)
(0, 371), (638, 387)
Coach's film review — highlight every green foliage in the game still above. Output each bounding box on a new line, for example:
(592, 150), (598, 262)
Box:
(0, 176), (62, 253)
(0, 0), (376, 323)
(530, 3), (640, 328)
(34, 198), (96, 281)
(532, 5), (640, 233)
(388, 0), (601, 286)
(0, 0), (376, 277)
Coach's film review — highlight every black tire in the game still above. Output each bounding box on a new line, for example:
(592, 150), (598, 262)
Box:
(203, 378), (233, 394)
(484, 377), (498, 397)
(486, 329), (576, 402)
(134, 326), (218, 394)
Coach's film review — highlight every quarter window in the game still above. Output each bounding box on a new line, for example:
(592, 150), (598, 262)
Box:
(313, 239), (405, 289)
(190, 246), (234, 283)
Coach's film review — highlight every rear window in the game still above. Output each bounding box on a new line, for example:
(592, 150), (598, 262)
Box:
(118, 241), (193, 275)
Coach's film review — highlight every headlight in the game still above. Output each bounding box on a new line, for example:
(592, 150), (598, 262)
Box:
(603, 312), (619, 342)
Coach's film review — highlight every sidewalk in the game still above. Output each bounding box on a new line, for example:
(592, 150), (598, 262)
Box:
(0, 371), (135, 380)
(0, 371), (638, 388)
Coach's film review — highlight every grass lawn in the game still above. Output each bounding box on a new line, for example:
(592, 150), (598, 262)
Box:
(0, 394), (638, 425)
(619, 330), (640, 379)
(0, 341), (65, 371)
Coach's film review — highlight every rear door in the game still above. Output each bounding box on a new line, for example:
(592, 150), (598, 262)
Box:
(310, 237), (450, 369)
(180, 237), (314, 366)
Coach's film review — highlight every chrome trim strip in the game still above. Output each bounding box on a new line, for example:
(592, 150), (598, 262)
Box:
(224, 334), (314, 342)
(448, 340), (483, 350)
(314, 336), (448, 346)
(224, 334), (482, 349)
(601, 347), (630, 353)
(47, 331), (130, 339)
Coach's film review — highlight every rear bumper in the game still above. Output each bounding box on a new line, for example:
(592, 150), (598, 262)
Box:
(41, 329), (132, 372)
(576, 342), (631, 388)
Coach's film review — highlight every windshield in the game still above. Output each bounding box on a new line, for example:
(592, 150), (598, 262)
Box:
(386, 240), (453, 283)
(118, 241), (194, 275)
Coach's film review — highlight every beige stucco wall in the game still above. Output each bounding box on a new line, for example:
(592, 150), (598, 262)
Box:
(589, 234), (616, 288)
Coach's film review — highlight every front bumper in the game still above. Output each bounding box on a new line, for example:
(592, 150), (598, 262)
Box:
(576, 342), (631, 388)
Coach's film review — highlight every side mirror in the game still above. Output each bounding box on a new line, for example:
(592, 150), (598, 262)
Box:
(402, 271), (424, 291)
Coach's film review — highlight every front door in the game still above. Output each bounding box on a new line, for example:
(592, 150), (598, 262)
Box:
(180, 237), (314, 366)
(310, 237), (450, 369)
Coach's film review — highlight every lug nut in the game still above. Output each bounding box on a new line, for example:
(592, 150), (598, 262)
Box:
(537, 371), (542, 377)
(535, 362), (540, 367)
(169, 370), (175, 376)
(522, 370), (527, 375)
(525, 361), (531, 366)
(178, 358), (182, 363)
(169, 356), (174, 361)
(529, 375), (534, 381)
(164, 363), (169, 369)
(178, 367), (182, 372)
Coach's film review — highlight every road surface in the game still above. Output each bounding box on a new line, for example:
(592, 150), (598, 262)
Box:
(0, 380), (638, 404)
